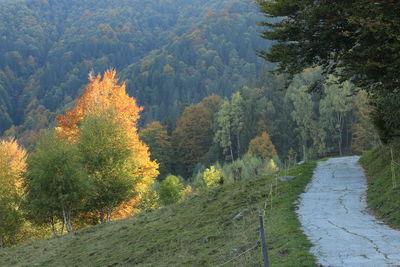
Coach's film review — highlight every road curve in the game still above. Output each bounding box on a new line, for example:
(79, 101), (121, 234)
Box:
(297, 156), (400, 267)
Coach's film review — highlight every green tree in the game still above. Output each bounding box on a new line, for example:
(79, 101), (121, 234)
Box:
(258, 0), (400, 142)
(214, 100), (234, 161)
(286, 84), (321, 160)
(352, 91), (380, 153)
(230, 92), (245, 158)
(135, 186), (160, 212)
(140, 121), (173, 179)
(158, 175), (184, 205)
(0, 138), (26, 247)
(25, 131), (89, 233)
(77, 112), (137, 223)
(319, 77), (353, 156)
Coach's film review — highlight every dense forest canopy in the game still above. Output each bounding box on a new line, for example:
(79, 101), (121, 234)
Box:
(0, 0), (272, 145)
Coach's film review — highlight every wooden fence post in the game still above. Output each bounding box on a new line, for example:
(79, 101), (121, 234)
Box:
(259, 215), (270, 267)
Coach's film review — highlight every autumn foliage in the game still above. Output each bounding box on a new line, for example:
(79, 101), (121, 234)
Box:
(0, 138), (27, 246)
(0, 138), (27, 191)
(247, 132), (277, 160)
(56, 70), (158, 218)
(172, 95), (221, 177)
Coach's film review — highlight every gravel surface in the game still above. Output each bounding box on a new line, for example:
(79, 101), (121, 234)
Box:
(297, 156), (400, 267)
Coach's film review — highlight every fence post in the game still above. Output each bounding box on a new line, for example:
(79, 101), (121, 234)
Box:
(259, 215), (270, 267)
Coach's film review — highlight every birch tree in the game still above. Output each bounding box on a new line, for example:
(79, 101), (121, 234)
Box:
(320, 76), (353, 156)
(26, 131), (89, 233)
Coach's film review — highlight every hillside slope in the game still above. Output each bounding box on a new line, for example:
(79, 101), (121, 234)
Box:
(0, 162), (316, 266)
(360, 145), (400, 228)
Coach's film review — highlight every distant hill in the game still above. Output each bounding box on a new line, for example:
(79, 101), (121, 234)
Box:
(0, 0), (272, 144)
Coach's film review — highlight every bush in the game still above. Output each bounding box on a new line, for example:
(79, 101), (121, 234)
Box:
(203, 166), (223, 187)
(159, 175), (184, 205)
(136, 187), (160, 212)
(222, 154), (278, 182)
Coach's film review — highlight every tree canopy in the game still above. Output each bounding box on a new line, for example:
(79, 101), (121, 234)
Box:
(258, 0), (400, 142)
(56, 70), (158, 218)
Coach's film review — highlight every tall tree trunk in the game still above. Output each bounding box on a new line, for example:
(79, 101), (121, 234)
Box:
(229, 144), (234, 162)
(100, 210), (105, 223)
(62, 205), (72, 232)
(228, 129), (234, 162)
(60, 219), (65, 235)
(51, 217), (58, 237)
(338, 114), (343, 156)
(106, 207), (113, 221)
(236, 133), (240, 159)
(303, 144), (307, 162)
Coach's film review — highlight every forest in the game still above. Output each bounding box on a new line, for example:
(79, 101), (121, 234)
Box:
(0, 0), (393, 251)
(0, 0), (271, 146)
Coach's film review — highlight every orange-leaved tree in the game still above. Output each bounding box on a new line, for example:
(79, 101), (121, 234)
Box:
(56, 70), (158, 219)
(247, 132), (277, 160)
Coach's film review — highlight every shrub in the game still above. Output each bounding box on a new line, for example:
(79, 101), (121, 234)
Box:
(159, 175), (184, 205)
(203, 166), (223, 187)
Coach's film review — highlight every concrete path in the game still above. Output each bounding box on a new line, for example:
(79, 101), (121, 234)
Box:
(297, 156), (400, 267)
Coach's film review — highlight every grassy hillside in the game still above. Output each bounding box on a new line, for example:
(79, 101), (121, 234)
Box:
(0, 162), (317, 266)
(360, 144), (400, 228)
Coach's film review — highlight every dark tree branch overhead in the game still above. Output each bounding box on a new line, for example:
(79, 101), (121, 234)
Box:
(257, 0), (400, 142)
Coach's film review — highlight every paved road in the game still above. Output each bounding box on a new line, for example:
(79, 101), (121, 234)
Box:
(297, 156), (400, 267)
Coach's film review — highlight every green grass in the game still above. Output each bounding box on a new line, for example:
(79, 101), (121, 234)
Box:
(0, 162), (317, 266)
(360, 145), (400, 228)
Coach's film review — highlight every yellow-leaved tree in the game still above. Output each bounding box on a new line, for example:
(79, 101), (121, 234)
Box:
(56, 70), (158, 219)
(0, 138), (27, 247)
